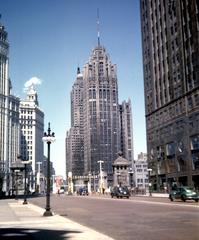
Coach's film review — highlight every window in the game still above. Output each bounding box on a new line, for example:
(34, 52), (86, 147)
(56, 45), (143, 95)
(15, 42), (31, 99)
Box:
(166, 142), (175, 156)
(190, 135), (199, 150)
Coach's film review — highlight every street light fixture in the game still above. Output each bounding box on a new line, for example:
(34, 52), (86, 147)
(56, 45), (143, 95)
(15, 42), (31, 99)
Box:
(42, 122), (55, 216)
(147, 168), (152, 196)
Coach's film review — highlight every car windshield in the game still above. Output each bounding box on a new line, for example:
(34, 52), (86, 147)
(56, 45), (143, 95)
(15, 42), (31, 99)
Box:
(184, 187), (194, 193)
(119, 187), (128, 191)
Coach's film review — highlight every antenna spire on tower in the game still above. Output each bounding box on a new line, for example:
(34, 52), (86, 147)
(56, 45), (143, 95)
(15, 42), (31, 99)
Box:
(97, 8), (100, 46)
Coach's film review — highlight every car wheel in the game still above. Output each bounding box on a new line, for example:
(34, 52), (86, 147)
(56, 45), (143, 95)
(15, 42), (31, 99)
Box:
(181, 195), (186, 202)
(195, 199), (198, 202)
(170, 196), (174, 201)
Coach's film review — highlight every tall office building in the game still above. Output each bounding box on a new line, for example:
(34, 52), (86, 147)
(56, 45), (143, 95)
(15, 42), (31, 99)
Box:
(83, 44), (121, 184)
(140, 0), (199, 189)
(0, 20), (20, 194)
(66, 45), (122, 184)
(66, 21), (135, 186)
(66, 68), (84, 177)
(19, 85), (44, 189)
(119, 100), (134, 166)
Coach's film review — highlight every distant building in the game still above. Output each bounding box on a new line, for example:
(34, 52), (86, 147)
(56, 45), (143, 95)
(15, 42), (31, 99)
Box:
(19, 85), (44, 189)
(140, 0), (199, 189)
(134, 153), (148, 190)
(0, 20), (20, 194)
(119, 100), (134, 166)
(42, 156), (55, 179)
(66, 68), (84, 177)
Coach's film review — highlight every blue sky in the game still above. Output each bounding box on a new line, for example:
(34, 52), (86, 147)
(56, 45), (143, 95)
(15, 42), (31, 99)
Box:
(1, 0), (146, 176)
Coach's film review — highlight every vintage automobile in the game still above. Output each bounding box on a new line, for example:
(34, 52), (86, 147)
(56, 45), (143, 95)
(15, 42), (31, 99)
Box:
(169, 186), (199, 202)
(77, 187), (88, 196)
(111, 186), (130, 199)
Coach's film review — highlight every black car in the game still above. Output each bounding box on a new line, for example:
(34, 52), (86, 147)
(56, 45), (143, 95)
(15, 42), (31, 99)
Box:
(78, 187), (88, 196)
(111, 186), (130, 199)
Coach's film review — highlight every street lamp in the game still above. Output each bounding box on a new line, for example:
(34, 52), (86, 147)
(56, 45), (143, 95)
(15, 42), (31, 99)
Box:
(22, 159), (32, 204)
(97, 160), (104, 194)
(147, 168), (152, 196)
(42, 122), (55, 216)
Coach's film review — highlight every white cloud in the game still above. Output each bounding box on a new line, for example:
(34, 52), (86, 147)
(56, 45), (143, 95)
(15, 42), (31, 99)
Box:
(24, 76), (42, 92)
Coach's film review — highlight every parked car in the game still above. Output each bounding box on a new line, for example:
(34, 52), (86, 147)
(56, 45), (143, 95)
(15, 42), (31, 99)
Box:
(111, 186), (130, 199)
(169, 186), (199, 202)
(78, 187), (88, 196)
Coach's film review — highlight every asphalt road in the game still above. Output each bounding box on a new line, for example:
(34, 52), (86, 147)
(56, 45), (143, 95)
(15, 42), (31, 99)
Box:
(29, 195), (199, 240)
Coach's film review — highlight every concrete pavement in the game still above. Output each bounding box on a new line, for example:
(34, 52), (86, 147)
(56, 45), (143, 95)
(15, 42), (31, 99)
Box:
(0, 199), (115, 240)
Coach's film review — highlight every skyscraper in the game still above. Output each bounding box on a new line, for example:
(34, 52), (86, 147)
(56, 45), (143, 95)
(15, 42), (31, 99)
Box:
(119, 100), (134, 165)
(83, 44), (120, 183)
(140, 0), (199, 189)
(0, 20), (20, 194)
(66, 17), (134, 187)
(66, 68), (84, 177)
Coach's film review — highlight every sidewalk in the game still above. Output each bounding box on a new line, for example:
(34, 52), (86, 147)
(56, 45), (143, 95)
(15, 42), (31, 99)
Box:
(0, 199), (114, 240)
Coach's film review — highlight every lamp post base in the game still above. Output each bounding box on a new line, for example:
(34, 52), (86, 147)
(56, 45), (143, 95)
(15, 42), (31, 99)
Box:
(43, 209), (53, 217)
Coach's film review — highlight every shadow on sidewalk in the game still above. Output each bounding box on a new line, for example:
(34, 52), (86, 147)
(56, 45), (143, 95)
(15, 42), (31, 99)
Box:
(0, 228), (81, 239)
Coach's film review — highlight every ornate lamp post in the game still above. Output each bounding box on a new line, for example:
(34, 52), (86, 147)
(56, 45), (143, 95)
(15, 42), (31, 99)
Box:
(42, 122), (55, 216)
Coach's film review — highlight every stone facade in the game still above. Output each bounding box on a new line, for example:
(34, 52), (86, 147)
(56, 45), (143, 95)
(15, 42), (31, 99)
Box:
(140, 0), (199, 189)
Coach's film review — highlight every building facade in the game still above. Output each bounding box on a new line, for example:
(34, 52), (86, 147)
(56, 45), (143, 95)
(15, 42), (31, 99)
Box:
(19, 85), (44, 190)
(134, 152), (148, 190)
(119, 99), (134, 166)
(140, 0), (199, 190)
(0, 20), (20, 194)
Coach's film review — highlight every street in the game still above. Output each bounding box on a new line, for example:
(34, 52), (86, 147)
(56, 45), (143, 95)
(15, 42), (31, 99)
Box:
(29, 194), (199, 240)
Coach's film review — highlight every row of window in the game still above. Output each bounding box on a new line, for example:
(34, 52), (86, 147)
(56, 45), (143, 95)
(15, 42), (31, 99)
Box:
(20, 110), (33, 114)
(137, 179), (148, 183)
(136, 169), (148, 173)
